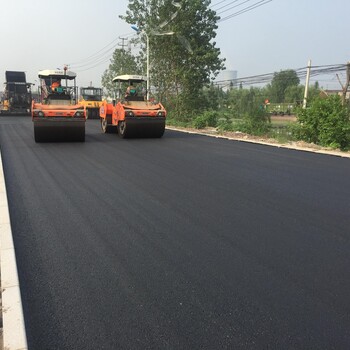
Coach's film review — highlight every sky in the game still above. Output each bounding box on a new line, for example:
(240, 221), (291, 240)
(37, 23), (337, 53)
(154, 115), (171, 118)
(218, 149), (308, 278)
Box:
(1, 0), (349, 90)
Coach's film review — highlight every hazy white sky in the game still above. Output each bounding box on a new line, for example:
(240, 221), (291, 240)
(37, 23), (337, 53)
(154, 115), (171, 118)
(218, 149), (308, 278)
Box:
(1, 0), (349, 89)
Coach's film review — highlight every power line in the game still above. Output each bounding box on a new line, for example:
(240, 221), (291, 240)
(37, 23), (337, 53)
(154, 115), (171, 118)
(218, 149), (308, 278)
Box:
(68, 32), (136, 70)
(211, 0), (230, 9)
(213, 64), (348, 87)
(118, 37), (129, 50)
(218, 0), (272, 22)
(212, 0), (244, 13)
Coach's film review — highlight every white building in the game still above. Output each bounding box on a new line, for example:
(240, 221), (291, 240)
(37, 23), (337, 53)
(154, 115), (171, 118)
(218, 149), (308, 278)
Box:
(215, 70), (238, 91)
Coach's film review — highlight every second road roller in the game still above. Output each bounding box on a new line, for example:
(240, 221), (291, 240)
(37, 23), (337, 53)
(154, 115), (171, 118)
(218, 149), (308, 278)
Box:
(99, 75), (166, 138)
(32, 68), (86, 142)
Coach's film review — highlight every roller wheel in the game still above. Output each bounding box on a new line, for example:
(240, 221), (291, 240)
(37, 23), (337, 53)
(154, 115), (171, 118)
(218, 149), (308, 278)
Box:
(76, 126), (86, 142)
(101, 118), (108, 133)
(101, 115), (115, 133)
(118, 120), (128, 138)
(34, 125), (43, 143)
(101, 118), (113, 133)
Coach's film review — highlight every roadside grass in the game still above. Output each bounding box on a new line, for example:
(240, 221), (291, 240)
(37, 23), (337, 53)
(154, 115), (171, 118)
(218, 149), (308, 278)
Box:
(268, 116), (297, 143)
(166, 114), (299, 145)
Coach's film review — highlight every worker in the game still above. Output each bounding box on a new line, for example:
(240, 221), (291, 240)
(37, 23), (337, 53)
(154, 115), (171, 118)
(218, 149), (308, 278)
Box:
(125, 83), (137, 98)
(51, 80), (61, 92)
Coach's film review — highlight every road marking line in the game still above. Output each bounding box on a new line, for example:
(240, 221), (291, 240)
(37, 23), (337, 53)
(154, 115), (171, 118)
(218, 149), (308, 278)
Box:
(0, 151), (28, 350)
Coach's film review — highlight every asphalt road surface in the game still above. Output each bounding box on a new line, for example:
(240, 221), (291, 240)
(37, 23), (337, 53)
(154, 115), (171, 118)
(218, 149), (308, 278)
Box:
(0, 116), (350, 349)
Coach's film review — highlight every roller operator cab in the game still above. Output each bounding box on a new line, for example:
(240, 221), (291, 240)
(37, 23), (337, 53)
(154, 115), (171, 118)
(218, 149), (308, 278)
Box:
(32, 69), (86, 142)
(99, 75), (166, 138)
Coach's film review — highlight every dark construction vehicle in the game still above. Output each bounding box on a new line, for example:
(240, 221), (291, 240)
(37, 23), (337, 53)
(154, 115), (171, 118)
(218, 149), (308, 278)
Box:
(0, 71), (32, 115)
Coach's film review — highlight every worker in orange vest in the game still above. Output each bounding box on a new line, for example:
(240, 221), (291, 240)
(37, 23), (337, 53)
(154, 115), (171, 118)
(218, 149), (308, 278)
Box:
(51, 80), (61, 92)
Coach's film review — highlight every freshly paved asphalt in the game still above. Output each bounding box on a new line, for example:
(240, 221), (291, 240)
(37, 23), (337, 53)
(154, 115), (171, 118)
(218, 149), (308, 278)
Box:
(0, 116), (349, 349)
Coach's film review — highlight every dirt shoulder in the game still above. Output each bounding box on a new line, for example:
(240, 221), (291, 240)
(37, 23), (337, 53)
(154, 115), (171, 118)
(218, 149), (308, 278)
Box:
(166, 126), (350, 159)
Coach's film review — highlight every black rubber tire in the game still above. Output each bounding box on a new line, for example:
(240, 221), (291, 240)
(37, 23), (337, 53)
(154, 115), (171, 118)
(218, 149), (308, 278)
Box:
(101, 118), (108, 133)
(34, 125), (43, 142)
(118, 120), (128, 138)
(101, 114), (116, 133)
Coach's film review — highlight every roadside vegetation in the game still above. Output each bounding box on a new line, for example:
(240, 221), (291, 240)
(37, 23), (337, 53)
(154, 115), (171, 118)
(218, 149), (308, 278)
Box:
(101, 0), (350, 152)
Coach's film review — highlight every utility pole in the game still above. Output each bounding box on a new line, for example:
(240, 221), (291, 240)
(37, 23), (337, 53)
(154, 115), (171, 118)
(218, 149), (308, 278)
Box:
(118, 37), (128, 51)
(303, 59), (312, 109)
(146, 33), (150, 101)
(337, 61), (350, 105)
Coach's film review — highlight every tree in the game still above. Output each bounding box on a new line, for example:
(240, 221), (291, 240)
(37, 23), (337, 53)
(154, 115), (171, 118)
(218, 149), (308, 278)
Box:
(101, 49), (141, 98)
(268, 69), (300, 103)
(227, 86), (268, 117)
(121, 0), (225, 117)
(284, 85), (304, 103)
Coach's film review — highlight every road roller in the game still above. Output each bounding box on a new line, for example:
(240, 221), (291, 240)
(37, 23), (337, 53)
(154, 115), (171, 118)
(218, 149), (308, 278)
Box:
(32, 68), (86, 142)
(99, 75), (166, 138)
(79, 86), (103, 119)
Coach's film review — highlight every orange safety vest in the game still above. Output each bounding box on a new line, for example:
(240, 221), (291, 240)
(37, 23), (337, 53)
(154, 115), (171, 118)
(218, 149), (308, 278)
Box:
(52, 81), (61, 91)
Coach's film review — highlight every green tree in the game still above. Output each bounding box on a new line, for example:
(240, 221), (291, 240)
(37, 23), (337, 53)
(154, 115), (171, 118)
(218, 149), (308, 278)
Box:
(284, 85), (304, 103)
(121, 0), (225, 118)
(201, 83), (227, 110)
(268, 69), (300, 103)
(307, 82), (321, 102)
(101, 49), (141, 98)
(227, 86), (268, 117)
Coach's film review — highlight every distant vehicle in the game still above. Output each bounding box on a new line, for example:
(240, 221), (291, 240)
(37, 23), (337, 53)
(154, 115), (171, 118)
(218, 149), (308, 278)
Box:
(99, 75), (166, 138)
(266, 102), (297, 116)
(79, 87), (103, 119)
(0, 71), (32, 115)
(32, 68), (86, 142)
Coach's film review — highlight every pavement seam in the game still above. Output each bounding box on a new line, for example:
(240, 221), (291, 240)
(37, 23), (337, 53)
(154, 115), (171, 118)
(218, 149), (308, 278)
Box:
(0, 150), (28, 350)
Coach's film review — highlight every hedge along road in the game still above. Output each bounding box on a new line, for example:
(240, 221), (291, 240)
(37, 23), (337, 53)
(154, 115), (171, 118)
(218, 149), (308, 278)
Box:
(0, 116), (350, 349)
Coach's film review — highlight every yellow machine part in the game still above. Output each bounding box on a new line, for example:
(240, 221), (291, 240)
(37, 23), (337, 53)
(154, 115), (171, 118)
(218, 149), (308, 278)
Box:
(2, 100), (9, 111)
(79, 99), (104, 119)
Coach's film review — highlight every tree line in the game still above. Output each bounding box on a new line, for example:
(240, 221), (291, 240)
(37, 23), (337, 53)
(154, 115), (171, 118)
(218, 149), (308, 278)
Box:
(101, 0), (350, 150)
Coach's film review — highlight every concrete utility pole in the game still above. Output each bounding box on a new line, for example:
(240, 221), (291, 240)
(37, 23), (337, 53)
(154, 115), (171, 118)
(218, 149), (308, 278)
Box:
(337, 61), (350, 105)
(303, 59), (312, 109)
(118, 37), (128, 51)
(146, 33), (150, 101)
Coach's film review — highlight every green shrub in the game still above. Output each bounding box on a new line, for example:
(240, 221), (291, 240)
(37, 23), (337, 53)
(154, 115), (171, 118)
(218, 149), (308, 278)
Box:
(193, 115), (207, 129)
(217, 117), (234, 131)
(236, 107), (271, 135)
(193, 110), (219, 129)
(293, 95), (350, 150)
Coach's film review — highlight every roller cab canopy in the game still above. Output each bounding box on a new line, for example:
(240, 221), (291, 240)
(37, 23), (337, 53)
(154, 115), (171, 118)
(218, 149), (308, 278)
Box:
(38, 69), (77, 80)
(112, 75), (147, 83)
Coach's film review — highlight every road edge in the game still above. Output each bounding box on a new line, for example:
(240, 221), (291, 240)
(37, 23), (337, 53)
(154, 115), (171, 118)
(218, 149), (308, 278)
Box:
(166, 126), (350, 159)
(0, 150), (28, 350)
